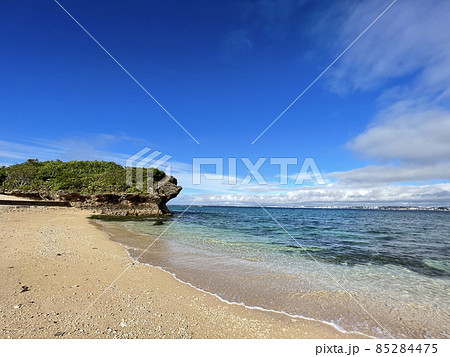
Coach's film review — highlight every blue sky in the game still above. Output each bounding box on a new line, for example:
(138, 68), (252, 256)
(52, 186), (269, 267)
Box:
(1, 0), (450, 205)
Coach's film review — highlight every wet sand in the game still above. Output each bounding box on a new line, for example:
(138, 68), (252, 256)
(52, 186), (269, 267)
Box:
(0, 199), (365, 338)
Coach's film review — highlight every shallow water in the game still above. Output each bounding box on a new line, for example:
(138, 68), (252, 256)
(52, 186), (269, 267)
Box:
(97, 206), (450, 338)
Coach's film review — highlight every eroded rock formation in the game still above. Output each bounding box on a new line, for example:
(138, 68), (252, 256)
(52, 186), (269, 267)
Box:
(0, 176), (182, 216)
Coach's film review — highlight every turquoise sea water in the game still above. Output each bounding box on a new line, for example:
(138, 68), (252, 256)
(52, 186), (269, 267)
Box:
(101, 206), (450, 338)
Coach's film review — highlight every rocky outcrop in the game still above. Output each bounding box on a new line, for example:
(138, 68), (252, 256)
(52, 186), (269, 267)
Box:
(0, 176), (182, 216)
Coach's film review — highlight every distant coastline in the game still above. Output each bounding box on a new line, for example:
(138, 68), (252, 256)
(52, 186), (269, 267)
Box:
(169, 204), (450, 211)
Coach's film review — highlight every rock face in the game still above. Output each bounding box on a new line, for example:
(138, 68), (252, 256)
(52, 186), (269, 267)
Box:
(1, 176), (182, 216)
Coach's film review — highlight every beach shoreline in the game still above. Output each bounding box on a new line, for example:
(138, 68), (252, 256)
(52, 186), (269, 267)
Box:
(0, 200), (365, 339)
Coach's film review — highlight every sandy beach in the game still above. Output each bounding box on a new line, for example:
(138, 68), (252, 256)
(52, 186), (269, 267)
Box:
(0, 197), (368, 339)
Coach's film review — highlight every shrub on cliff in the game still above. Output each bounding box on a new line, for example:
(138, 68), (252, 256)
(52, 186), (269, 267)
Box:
(1, 159), (166, 195)
(0, 166), (7, 186)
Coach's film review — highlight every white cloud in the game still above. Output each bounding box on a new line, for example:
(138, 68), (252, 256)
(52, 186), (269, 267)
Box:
(329, 162), (450, 186)
(170, 151), (450, 206)
(328, 0), (450, 96)
(348, 108), (450, 163)
(172, 183), (450, 206)
(171, 103), (450, 205)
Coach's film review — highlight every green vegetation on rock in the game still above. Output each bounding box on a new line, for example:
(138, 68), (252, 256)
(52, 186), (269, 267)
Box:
(0, 159), (167, 194)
